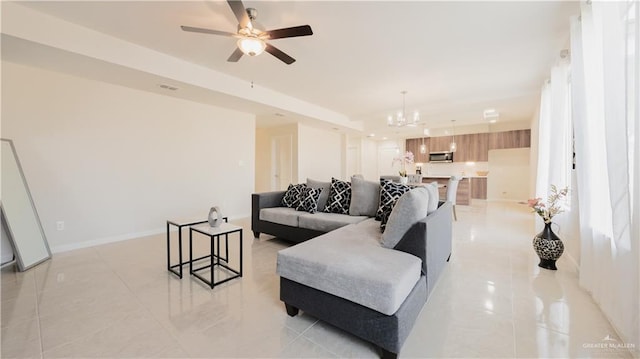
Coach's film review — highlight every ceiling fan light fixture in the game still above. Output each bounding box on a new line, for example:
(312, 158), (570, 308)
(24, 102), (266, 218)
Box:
(237, 37), (266, 56)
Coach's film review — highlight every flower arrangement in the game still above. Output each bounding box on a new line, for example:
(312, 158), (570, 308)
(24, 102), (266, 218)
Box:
(392, 151), (414, 177)
(528, 185), (569, 224)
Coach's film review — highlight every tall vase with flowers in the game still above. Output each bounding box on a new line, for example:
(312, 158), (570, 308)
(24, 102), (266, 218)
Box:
(392, 151), (414, 184)
(528, 185), (569, 270)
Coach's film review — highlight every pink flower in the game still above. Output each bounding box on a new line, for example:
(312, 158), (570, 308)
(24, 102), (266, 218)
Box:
(527, 185), (569, 223)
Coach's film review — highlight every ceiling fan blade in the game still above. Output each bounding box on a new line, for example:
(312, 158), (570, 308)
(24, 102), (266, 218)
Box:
(227, 0), (251, 29)
(266, 25), (313, 40)
(265, 43), (295, 65)
(181, 26), (235, 37)
(227, 48), (244, 62)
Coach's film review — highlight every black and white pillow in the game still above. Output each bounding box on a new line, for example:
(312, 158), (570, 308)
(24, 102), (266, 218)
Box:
(376, 179), (412, 232)
(296, 187), (322, 213)
(324, 177), (352, 214)
(281, 183), (307, 208)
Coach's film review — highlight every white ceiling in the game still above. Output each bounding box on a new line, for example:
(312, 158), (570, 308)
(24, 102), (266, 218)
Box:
(6, 1), (578, 138)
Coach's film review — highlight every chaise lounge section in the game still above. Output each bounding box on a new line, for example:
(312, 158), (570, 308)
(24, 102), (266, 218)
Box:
(253, 178), (453, 358)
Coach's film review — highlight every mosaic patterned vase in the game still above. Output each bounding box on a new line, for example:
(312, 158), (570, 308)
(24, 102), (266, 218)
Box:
(533, 222), (564, 270)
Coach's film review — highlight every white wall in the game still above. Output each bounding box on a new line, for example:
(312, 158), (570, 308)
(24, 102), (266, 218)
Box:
(2, 61), (255, 252)
(487, 148), (531, 201)
(298, 124), (343, 181)
(377, 139), (405, 178)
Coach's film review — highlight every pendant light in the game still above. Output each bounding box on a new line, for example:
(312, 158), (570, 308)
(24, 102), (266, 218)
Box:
(450, 120), (457, 152)
(420, 126), (427, 154)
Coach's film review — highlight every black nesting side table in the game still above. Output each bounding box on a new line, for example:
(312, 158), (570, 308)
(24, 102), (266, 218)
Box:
(189, 222), (243, 289)
(166, 217), (227, 278)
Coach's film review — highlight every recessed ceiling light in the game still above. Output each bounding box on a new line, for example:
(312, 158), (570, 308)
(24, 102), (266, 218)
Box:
(382, 137), (388, 140)
(489, 119), (498, 124)
(367, 133), (375, 138)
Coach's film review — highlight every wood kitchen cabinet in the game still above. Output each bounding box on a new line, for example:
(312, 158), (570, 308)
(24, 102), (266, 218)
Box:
(467, 133), (489, 162)
(471, 177), (488, 199)
(406, 138), (429, 163)
(429, 136), (452, 153)
(406, 129), (529, 163)
(488, 129), (530, 150)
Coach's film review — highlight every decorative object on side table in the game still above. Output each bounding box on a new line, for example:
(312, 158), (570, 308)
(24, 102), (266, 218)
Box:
(528, 185), (569, 270)
(393, 151), (414, 185)
(208, 206), (223, 227)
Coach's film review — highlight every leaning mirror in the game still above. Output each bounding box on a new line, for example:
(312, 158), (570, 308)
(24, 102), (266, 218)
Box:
(1, 138), (51, 271)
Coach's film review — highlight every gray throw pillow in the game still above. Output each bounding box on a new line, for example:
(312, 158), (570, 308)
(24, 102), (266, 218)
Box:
(381, 187), (430, 249)
(425, 181), (439, 214)
(349, 176), (380, 217)
(307, 178), (331, 210)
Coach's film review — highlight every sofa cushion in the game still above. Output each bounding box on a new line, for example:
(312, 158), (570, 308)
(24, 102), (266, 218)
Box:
(259, 207), (302, 227)
(324, 177), (352, 214)
(277, 223), (422, 315)
(296, 187), (322, 213)
(282, 183), (307, 208)
(376, 179), (412, 232)
(425, 181), (439, 214)
(298, 212), (368, 232)
(306, 178), (331, 210)
(349, 177), (380, 217)
(381, 188), (429, 248)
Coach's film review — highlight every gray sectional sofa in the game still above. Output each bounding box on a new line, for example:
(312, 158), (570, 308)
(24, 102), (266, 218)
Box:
(251, 177), (452, 359)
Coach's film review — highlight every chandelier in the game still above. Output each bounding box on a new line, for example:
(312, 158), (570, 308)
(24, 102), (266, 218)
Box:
(387, 91), (419, 127)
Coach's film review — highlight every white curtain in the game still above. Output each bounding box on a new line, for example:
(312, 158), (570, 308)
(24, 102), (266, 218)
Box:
(535, 61), (572, 199)
(570, 0), (639, 347)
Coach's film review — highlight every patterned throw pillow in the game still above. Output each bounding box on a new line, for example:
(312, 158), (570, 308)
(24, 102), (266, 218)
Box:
(281, 183), (307, 208)
(323, 177), (352, 214)
(296, 187), (322, 213)
(376, 179), (412, 232)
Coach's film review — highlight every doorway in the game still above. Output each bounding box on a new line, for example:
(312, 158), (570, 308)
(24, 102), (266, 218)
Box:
(272, 135), (293, 190)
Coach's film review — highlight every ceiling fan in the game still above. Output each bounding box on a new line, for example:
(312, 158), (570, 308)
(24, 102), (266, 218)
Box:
(181, 0), (313, 65)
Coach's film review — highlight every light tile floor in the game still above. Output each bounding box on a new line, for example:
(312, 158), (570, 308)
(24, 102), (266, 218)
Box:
(1, 201), (635, 358)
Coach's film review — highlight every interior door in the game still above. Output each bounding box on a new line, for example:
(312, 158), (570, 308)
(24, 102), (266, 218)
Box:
(378, 147), (399, 178)
(346, 144), (360, 178)
(272, 135), (293, 190)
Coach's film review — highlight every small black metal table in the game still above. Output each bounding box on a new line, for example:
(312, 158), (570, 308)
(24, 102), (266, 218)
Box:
(166, 217), (227, 278)
(189, 223), (243, 289)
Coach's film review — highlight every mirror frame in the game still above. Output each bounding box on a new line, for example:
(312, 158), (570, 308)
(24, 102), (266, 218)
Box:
(1, 138), (52, 271)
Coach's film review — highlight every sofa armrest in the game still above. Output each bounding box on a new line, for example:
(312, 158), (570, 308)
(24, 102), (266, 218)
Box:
(252, 191), (286, 235)
(393, 201), (452, 290)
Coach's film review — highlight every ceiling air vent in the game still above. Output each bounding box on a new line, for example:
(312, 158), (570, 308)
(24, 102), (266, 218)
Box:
(159, 84), (179, 91)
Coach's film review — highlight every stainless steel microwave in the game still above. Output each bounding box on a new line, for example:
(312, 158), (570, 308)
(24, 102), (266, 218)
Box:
(429, 151), (454, 163)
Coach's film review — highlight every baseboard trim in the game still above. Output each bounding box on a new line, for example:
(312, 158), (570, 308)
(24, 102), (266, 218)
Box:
(50, 227), (166, 253)
(49, 215), (247, 254)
